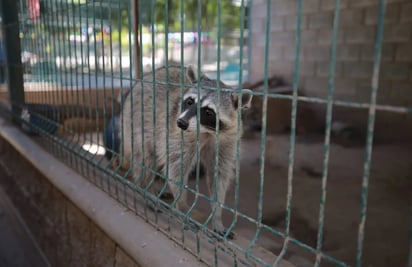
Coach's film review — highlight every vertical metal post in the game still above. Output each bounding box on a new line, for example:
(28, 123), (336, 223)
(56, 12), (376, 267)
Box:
(132, 0), (141, 79)
(0, 0), (24, 122)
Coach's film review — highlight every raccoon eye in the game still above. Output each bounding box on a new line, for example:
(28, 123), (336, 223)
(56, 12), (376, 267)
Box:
(204, 108), (214, 117)
(185, 98), (194, 106)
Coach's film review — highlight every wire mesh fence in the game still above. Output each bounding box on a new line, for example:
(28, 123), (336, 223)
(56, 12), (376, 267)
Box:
(0, 0), (411, 266)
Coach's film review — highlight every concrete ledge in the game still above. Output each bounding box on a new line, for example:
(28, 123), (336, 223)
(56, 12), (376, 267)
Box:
(0, 117), (206, 267)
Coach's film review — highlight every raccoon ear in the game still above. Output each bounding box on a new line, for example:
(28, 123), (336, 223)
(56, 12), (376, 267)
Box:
(186, 65), (198, 83)
(231, 89), (253, 110)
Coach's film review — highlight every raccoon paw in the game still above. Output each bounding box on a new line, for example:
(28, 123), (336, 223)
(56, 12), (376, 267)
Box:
(213, 229), (235, 240)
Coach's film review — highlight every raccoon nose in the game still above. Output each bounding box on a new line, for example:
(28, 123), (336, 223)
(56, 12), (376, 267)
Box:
(177, 118), (189, 130)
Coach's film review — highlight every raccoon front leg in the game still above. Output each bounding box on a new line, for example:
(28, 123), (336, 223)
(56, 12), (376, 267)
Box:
(205, 155), (235, 239)
(166, 163), (189, 210)
(166, 156), (208, 225)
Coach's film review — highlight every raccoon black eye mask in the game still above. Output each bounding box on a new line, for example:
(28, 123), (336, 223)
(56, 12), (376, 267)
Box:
(177, 97), (225, 131)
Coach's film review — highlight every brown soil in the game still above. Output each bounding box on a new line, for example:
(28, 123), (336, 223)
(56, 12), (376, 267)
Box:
(188, 133), (412, 266)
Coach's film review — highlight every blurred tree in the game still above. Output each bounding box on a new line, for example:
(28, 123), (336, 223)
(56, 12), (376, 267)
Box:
(139, 0), (243, 33)
(139, 0), (178, 31)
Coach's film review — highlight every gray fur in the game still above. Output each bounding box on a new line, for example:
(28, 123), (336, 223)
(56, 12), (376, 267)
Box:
(120, 64), (252, 237)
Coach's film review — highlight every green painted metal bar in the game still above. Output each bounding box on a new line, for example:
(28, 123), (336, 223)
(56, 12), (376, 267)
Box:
(120, 78), (412, 114)
(135, 0), (146, 213)
(91, 0), (101, 176)
(71, 0), (84, 161)
(315, 1), (340, 266)
(273, 0), (302, 265)
(356, 1), (386, 266)
(118, 0), (131, 209)
(226, 0), (247, 239)
(156, 0), (171, 217)
(246, 0), (273, 261)
(188, 0), (203, 234)
(207, 0), (224, 242)
(66, 0), (78, 171)
(142, 0), (158, 207)
(105, 2), (116, 196)
(181, 2), (203, 238)
(177, 0), (186, 240)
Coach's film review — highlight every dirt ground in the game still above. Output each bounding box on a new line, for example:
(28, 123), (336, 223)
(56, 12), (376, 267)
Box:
(205, 133), (412, 267)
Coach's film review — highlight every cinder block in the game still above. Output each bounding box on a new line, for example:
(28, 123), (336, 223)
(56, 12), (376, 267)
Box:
(249, 65), (266, 83)
(334, 77), (358, 97)
(283, 45), (304, 61)
(251, 0), (266, 5)
(308, 13), (333, 29)
(272, 0), (298, 16)
(317, 29), (345, 44)
(320, 0), (349, 10)
(66, 200), (91, 266)
(304, 45), (331, 61)
(360, 44), (394, 62)
(389, 82), (412, 106)
(383, 24), (412, 43)
(349, 0), (379, 7)
(376, 81), (393, 105)
(343, 62), (373, 78)
(305, 77), (328, 97)
(340, 9), (364, 26)
(386, 0), (408, 3)
(256, 33), (269, 46)
(400, 3), (412, 22)
(345, 26), (376, 43)
(299, 62), (317, 76)
(364, 3), (400, 25)
(268, 44), (284, 60)
(270, 32), (295, 45)
(252, 3), (268, 19)
(316, 61), (344, 77)
(380, 63), (410, 80)
(268, 60), (294, 78)
(89, 226), (116, 267)
(302, 0), (320, 14)
(336, 45), (361, 61)
(249, 49), (265, 81)
(395, 44), (412, 62)
(285, 15), (308, 31)
(301, 30), (318, 44)
(354, 78), (382, 103)
(251, 18), (264, 33)
(270, 16), (285, 32)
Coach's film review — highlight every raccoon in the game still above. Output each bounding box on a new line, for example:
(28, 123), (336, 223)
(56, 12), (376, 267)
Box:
(119, 64), (194, 187)
(120, 65), (252, 238)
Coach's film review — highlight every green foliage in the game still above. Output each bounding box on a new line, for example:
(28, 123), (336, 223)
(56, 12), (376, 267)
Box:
(139, 0), (243, 34)
(139, 0), (179, 31)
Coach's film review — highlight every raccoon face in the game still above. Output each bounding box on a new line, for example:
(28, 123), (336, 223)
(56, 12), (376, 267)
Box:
(177, 66), (253, 134)
(177, 92), (224, 132)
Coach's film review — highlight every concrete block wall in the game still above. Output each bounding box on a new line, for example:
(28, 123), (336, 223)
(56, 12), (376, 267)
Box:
(249, 0), (412, 140)
(0, 137), (142, 267)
